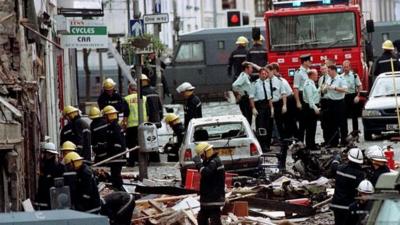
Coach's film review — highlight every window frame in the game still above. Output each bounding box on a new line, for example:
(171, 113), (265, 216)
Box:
(174, 41), (206, 64)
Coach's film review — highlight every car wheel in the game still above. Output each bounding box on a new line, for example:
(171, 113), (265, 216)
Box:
(364, 129), (373, 141)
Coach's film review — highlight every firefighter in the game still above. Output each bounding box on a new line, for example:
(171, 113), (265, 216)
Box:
(293, 54), (312, 142)
(192, 142), (225, 225)
(348, 180), (374, 225)
(249, 67), (273, 152)
(302, 69), (320, 150)
(374, 40), (400, 77)
(103, 105), (126, 190)
(247, 35), (267, 81)
(60, 141), (77, 159)
(228, 36), (249, 80)
(100, 192), (136, 225)
(164, 113), (185, 161)
(318, 64), (331, 144)
(324, 65), (348, 147)
(366, 145), (390, 186)
(89, 106), (109, 163)
(124, 83), (148, 166)
(63, 152), (101, 213)
(341, 60), (362, 133)
(141, 74), (163, 128)
(36, 142), (64, 210)
(177, 82), (202, 129)
(331, 148), (364, 225)
(233, 62), (254, 125)
(60, 105), (91, 161)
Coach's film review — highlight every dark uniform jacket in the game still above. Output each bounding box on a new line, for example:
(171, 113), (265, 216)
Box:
(247, 44), (267, 67)
(374, 51), (400, 76)
(60, 116), (91, 161)
(228, 46), (248, 79)
(97, 91), (129, 117)
(100, 192), (136, 225)
(75, 164), (101, 213)
(369, 165), (390, 186)
(172, 122), (185, 147)
(349, 201), (372, 225)
(141, 85), (163, 127)
(331, 162), (365, 210)
(184, 94), (202, 129)
(196, 154), (225, 207)
(105, 120), (126, 165)
(90, 117), (109, 162)
(143, 60), (170, 96)
(36, 159), (65, 209)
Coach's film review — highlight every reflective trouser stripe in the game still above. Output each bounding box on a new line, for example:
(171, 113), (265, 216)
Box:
(201, 202), (225, 206)
(117, 194), (134, 215)
(330, 203), (349, 210)
(93, 124), (108, 131)
(337, 171), (356, 180)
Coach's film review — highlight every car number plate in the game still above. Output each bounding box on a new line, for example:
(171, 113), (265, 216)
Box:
(217, 148), (234, 156)
(386, 124), (399, 130)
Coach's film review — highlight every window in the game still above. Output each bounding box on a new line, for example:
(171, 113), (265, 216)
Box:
(175, 42), (204, 63)
(193, 122), (247, 141)
(222, 0), (236, 9)
(255, 0), (266, 17)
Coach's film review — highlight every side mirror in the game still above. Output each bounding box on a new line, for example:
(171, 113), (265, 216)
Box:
(366, 20), (375, 33)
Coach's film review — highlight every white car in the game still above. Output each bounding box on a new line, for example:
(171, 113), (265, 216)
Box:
(179, 115), (263, 180)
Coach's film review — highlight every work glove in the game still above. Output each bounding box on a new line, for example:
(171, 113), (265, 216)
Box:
(270, 108), (274, 118)
(296, 102), (302, 110)
(354, 96), (360, 104)
(282, 105), (287, 114)
(192, 155), (202, 168)
(252, 108), (258, 116)
(314, 107), (321, 115)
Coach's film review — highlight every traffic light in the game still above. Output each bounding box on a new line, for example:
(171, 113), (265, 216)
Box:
(227, 11), (241, 27)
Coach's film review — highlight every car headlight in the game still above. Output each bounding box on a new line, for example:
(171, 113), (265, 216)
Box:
(362, 110), (381, 117)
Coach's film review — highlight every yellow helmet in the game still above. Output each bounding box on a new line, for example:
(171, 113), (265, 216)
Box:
(103, 105), (118, 115)
(164, 113), (179, 124)
(103, 78), (116, 90)
(88, 106), (101, 119)
(382, 40), (395, 50)
(63, 152), (83, 168)
(140, 74), (150, 81)
(236, 36), (249, 45)
(60, 141), (77, 151)
(195, 142), (214, 158)
(63, 105), (78, 116)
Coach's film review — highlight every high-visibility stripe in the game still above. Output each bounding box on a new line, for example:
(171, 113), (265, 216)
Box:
(200, 167), (204, 173)
(63, 129), (72, 135)
(196, 102), (202, 107)
(217, 165), (225, 170)
(110, 100), (119, 104)
(114, 144), (122, 148)
(83, 129), (90, 133)
(146, 94), (159, 98)
(378, 58), (400, 64)
(83, 194), (91, 199)
(337, 171), (356, 180)
(86, 206), (101, 213)
(97, 153), (107, 157)
(330, 203), (349, 210)
(233, 54), (247, 58)
(249, 50), (267, 54)
(93, 124), (108, 131)
(76, 145), (83, 148)
(63, 171), (77, 176)
(201, 202), (225, 206)
(117, 194), (134, 215)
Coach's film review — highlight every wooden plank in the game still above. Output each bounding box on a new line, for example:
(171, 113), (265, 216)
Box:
(149, 200), (164, 213)
(183, 210), (198, 225)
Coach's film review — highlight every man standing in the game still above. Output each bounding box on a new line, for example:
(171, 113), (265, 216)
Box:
(293, 54), (312, 142)
(318, 64), (331, 144)
(89, 106), (109, 163)
(331, 148), (364, 225)
(177, 82), (202, 129)
(141, 75), (163, 128)
(233, 62), (254, 125)
(302, 69), (320, 150)
(341, 60), (362, 133)
(61, 106), (91, 162)
(325, 65), (348, 147)
(193, 142), (225, 225)
(374, 40), (400, 77)
(247, 35), (267, 81)
(249, 68), (273, 152)
(228, 36), (249, 80)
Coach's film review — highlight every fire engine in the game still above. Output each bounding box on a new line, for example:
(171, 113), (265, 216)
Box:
(265, 0), (369, 90)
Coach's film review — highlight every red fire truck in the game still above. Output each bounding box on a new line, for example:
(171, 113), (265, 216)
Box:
(264, 0), (369, 90)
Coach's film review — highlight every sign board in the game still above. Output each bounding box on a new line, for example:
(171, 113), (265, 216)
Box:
(129, 19), (144, 37)
(61, 20), (108, 49)
(143, 13), (169, 24)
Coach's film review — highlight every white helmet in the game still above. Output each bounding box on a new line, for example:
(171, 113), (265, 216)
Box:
(369, 149), (387, 162)
(348, 148), (363, 164)
(176, 82), (195, 93)
(43, 142), (58, 155)
(365, 145), (382, 158)
(357, 179), (374, 194)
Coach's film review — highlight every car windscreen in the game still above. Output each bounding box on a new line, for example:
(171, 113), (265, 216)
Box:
(375, 199), (400, 224)
(192, 122), (247, 142)
(370, 76), (400, 98)
(268, 12), (357, 51)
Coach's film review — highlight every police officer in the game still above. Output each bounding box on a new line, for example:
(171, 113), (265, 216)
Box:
(97, 78), (129, 128)
(60, 106), (91, 161)
(302, 69), (320, 150)
(124, 83), (148, 166)
(348, 180), (374, 225)
(249, 67), (273, 152)
(141, 75), (163, 128)
(324, 65), (348, 147)
(366, 145), (390, 186)
(60, 141), (77, 159)
(341, 60), (362, 133)
(233, 62), (254, 125)
(164, 113), (185, 161)
(100, 192), (136, 225)
(293, 54), (312, 142)
(89, 106), (109, 163)
(192, 142), (225, 225)
(36, 142), (64, 210)
(331, 148), (364, 225)
(247, 35), (267, 81)
(228, 36), (249, 80)
(177, 82), (202, 129)
(63, 152), (101, 213)
(103, 105), (126, 190)
(318, 64), (331, 144)
(374, 40), (400, 77)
